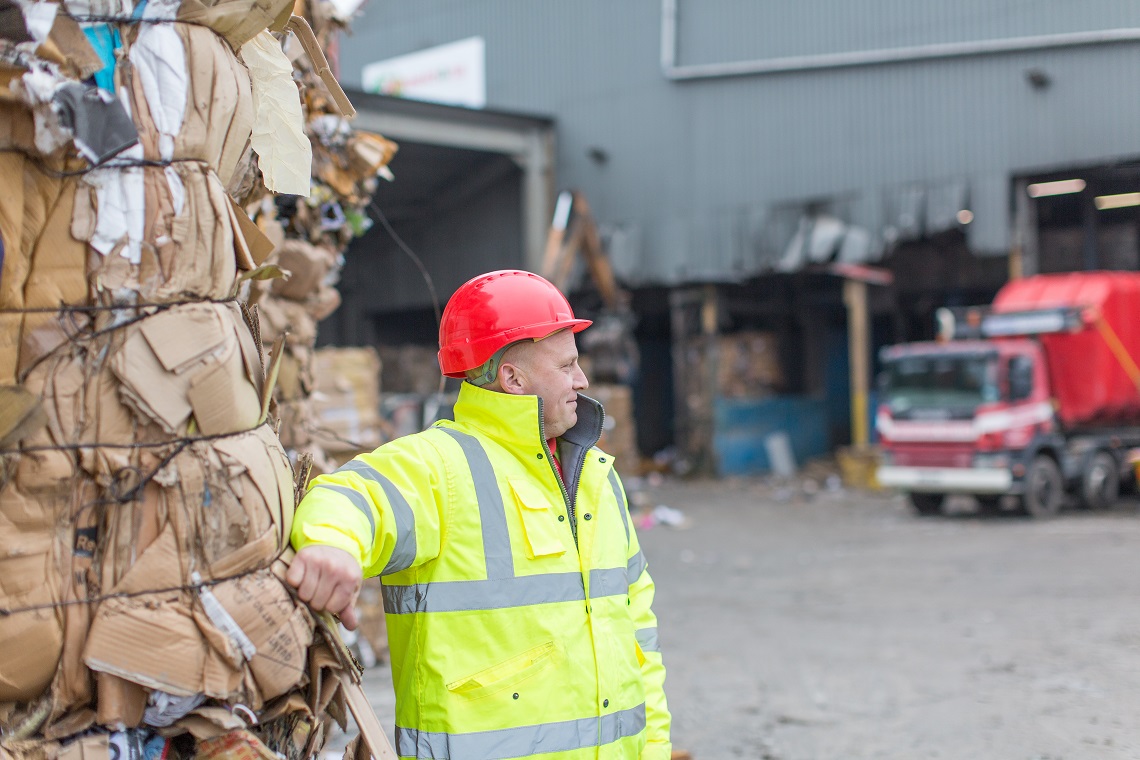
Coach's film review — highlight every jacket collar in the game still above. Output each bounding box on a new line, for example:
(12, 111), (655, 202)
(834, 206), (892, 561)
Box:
(451, 381), (605, 452)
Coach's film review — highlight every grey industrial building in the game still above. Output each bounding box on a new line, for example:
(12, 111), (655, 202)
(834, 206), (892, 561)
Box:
(321, 1), (1140, 471)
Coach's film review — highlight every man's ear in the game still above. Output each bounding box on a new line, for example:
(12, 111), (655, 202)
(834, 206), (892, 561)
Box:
(498, 362), (528, 395)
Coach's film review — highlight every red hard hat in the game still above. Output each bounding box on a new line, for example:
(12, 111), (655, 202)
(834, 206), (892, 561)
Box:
(438, 270), (592, 378)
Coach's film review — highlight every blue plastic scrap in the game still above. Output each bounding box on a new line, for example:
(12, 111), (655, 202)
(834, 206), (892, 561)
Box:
(82, 24), (123, 92)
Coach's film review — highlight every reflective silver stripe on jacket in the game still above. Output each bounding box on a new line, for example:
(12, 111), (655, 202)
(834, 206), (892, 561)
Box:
(627, 549), (648, 585)
(335, 460), (417, 575)
(383, 567), (629, 615)
(315, 485), (376, 540)
(395, 702), (647, 759)
(589, 566), (629, 598)
(608, 469), (631, 547)
(635, 627), (660, 653)
(382, 428), (631, 614)
(437, 428), (515, 579)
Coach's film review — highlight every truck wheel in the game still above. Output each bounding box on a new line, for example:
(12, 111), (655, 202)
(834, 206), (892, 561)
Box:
(908, 493), (945, 517)
(1080, 451), (1120, 510)
(1020, 455), (1064, 518)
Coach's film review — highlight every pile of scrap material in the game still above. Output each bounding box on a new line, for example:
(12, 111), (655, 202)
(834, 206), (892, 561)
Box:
(242, 0), (397, 477)
(587, 384), (640, 478)
(0, 0), (363, 757)
(309, 347), (385, 464)
(711, 330), (784, 398)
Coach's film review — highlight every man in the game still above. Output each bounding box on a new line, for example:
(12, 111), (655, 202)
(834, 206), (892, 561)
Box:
(287, 270), (672, 760)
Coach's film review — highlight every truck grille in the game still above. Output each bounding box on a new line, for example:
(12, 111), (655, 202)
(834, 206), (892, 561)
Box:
(891, 444), (974, 468)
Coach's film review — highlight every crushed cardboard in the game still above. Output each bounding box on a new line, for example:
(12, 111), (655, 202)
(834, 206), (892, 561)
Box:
(56, 731), (107, 760)
(0, 1), (380, 757)
(195, 730), (278, 760)
(310, 348), (382, 455)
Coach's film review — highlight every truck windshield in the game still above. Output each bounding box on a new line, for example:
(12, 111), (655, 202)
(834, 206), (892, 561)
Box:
(884, 353), (999, 413)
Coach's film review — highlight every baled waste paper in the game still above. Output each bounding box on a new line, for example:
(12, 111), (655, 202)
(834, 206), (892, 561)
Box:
(239, 5), (396, 479)
(0, 0), (395, 756)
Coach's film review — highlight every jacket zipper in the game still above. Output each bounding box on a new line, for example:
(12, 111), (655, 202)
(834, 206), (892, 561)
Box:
(536, 397), (605, 546)
(537, 398), (576, 543)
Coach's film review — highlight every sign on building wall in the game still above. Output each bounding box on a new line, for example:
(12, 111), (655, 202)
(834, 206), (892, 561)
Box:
(362, 36), (486, 109)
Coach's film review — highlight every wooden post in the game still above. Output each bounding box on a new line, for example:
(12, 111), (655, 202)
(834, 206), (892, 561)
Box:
(1008, 244), (1024, 281)
(700, 283), (718, 337)
(843, 278), (870, 450)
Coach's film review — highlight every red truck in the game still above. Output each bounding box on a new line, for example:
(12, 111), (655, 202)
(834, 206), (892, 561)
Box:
(876, 272), (1140, 517)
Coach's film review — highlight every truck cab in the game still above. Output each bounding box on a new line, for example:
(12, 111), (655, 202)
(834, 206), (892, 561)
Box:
(877, 273), (1140, 518)
(877, 338), (1058, 515)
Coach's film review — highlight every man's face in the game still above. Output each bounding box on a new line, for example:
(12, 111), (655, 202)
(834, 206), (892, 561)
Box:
(504, 330), (589, 438)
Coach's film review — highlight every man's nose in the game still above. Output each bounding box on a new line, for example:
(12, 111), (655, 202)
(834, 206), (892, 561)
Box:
(573, 364), (589, 390)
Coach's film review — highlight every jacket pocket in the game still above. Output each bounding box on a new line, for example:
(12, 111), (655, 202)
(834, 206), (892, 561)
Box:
(508, 478), (567, 559)
(446, 640), (558, 699)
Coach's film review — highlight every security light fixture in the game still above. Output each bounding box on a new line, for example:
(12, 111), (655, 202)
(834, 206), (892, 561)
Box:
(1094, 192), (1140, 210)
(956, 209), (974, 224)
(1027, 179), (1086, 198)
(1025, 68), (1052, 90)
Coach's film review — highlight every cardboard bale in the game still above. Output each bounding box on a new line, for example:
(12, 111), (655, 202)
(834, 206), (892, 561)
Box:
(256, 298), (319, 352)
(0, 361), (78, 703)
(353, 578), (387, 665)
(0, 0), (381, 754)
(84, 565), (307, 710)
(244, 23), (396, 475)
(196, 729), (279, 760)
(376, 344), (441, 395)
(269, 240), (335, 302)
(8, 356), (105, 715)
(57, 733), (109, 760)
(108, 303), (263, 437)
(310, 347), (382, 454)
(61, 22), (261, 305)
(206, 571), (313, 702)
(208, 426), (297, 560)
(0, 523), (64, 702)
(588, 384), (640, 478)
(677, 331), (785, 467)
(715, 331), (784, 398)
(94, 675), (147, 729)
(0, 152), (87, 385)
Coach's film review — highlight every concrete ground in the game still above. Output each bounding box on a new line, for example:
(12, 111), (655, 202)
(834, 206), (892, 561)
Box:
(331, 479), (1140, 760)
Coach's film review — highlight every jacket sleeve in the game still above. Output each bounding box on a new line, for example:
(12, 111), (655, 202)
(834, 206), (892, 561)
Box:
(617, 474), (672, 760)
(290, 432), (447, 578)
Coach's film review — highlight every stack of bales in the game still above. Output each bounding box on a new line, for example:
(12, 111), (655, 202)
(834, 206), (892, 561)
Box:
(241, 0), (397, 477)
(0, 1), (363, 757)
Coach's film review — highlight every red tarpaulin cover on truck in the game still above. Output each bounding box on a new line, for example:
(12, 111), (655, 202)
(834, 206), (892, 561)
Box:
(993, 272), (1140, 428)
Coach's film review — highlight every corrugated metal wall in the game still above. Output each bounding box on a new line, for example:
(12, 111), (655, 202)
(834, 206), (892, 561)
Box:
(339, 1), (1140, 286)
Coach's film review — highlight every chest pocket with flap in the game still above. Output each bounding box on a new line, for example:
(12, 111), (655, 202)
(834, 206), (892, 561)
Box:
(508, 478), (568, 559)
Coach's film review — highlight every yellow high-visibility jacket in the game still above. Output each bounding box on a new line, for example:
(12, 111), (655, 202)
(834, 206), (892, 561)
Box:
(292, 382), (671, 760)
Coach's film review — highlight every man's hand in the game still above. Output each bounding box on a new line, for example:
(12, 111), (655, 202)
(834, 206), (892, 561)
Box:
(286, 545), (364, 630)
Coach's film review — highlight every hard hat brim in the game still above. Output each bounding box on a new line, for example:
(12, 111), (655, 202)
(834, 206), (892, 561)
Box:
(438, 318), (592, 378)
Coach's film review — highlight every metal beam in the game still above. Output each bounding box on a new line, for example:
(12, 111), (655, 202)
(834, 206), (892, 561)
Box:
(662, 0), (1140, 81)
(520, 129), (554, 273)
(352, 110), (535, 155)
